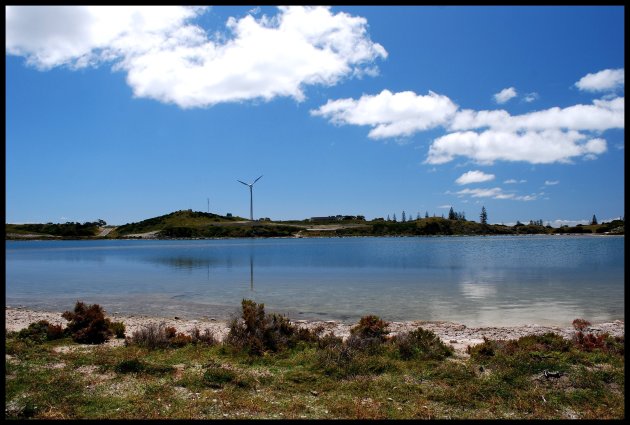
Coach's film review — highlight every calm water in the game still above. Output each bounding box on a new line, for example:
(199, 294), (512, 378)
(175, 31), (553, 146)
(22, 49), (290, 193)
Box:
(5, 236), (624, 326)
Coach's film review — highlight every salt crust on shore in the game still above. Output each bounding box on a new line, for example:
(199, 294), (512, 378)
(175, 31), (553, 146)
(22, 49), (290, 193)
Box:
(5, 307), (624, 356)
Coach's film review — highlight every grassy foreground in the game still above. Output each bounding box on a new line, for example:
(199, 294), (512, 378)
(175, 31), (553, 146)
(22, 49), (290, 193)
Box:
(5, 303), (624, 419)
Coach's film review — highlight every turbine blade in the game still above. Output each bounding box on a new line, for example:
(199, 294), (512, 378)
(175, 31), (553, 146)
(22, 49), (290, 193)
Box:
(237, 180), (249, 186)
(253, 175), (263, 184)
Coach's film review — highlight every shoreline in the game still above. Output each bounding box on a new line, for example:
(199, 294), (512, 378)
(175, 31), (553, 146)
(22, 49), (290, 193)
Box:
(6, 233), (624, 241)
(5, 307), (624, 355)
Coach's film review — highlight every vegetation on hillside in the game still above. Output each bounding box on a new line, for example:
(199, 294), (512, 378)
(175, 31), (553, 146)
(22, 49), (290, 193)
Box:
(113, 210), (244, 236)
(6, 220), (105, 238)
(5, 300), (624, 419)
(6, 209), (624, 240)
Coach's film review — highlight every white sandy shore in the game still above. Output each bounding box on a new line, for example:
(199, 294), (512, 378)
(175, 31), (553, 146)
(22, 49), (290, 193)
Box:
(5, 307), (624, 356)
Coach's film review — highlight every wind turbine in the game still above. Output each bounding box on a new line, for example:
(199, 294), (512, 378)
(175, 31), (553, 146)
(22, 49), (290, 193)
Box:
(237, 175), (263, 221)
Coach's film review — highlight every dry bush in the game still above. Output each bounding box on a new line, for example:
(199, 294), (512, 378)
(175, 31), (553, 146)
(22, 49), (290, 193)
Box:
(129, 322), (218, 349)
(572, 318), (591, 332)
(129, 322), (172, 349)
(225, 299), (318, 355)
(62, 301), (112, 344)
(350, 315), (389, 341)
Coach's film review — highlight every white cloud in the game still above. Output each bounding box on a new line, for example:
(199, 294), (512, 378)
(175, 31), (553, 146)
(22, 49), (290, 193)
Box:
(437, 205), (452, 209)
(6, 6), (387, 108)
(311, 90), (458, 140)
(523, 92), (539, 103)
(455, 170), (495, 185)
(544, 180), (559, 186)
(313, 82), (621, 164)
(449, 97), (624, 132)
(454, 187), (537, 201)
(493, 87), (517, 104)
(6, 6), (205, 69)
(575, 68), (624, 92)
(504, 179), (526, 184)
(426, 129), (607, 165)
(551, 219), (590, 228)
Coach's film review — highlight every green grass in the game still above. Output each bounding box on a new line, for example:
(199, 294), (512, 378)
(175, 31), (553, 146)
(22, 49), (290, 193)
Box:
(5, 331), (624, 419)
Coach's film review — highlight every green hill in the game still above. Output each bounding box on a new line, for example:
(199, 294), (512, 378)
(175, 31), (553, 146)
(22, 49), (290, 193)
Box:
(112, 210), (245, 236)
(111, 210), (304, 239)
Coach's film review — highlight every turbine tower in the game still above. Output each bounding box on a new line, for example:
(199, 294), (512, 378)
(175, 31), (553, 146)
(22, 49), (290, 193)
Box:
(237, 175), (263, 221)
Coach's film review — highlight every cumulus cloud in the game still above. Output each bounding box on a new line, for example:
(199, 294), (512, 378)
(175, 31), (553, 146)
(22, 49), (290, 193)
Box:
(426, 129), (607, 165)
(313, 80), (621, 163)
(6, 6), (205, 69)
(455, 170), (495, 185)
(6, 6), (387, 108)
(311, 89), (458, 139)
(493, 87), (517, 104)
(449, 97), (624, 132)
(575, 68), (624, 92)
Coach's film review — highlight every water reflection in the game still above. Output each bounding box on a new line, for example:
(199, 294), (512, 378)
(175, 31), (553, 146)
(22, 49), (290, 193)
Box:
(147, 256), (220, 271)
(459, 281), (497, 300)
(144, 248), (257, 290)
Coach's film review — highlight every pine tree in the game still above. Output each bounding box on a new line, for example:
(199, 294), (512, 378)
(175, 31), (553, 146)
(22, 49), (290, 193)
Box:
(402, 211), (406, 222)
(448, 207), (455, 220)
(480, 206), (487, 224)
(591, 214), (598, 225)
(387, 214), (390, 222)
(425, 211), (429, 219)
(393, 213), (397, 222)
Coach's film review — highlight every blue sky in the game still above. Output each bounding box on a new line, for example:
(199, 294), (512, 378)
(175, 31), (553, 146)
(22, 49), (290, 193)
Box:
(6, 6), (625, 226)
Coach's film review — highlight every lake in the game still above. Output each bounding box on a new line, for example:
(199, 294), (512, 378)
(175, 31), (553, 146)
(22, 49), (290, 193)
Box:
(5, 235), (624, 327)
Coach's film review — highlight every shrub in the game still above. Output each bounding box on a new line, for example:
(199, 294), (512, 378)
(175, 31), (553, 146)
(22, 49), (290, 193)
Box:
(317, 331), (344, 349)
(315, 340), (397, 378)
(344, 315), (391, 354)
(129, 322), (217, 349)
(394, 327), (454, 360)
(225, 299), (317, 355)
(316, 342), (356, 376)
(129, 322), (172, 349)
(165, 326), (178, 339)
(109, 321), (126, 339)
(16, 320), (65, 343)
(350, 315), (389, 341)
(502, 333), (571, 355)
(570, 318), (614, 352)
(573, 331), (608, 352)
(190, 327), (218, 346)
(603, 335), (624, 356)
(572, 318), (591, 332)
(62, 301), (112, 344)
(467, 337), (501, 358)
(169, 332), (194, 348)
